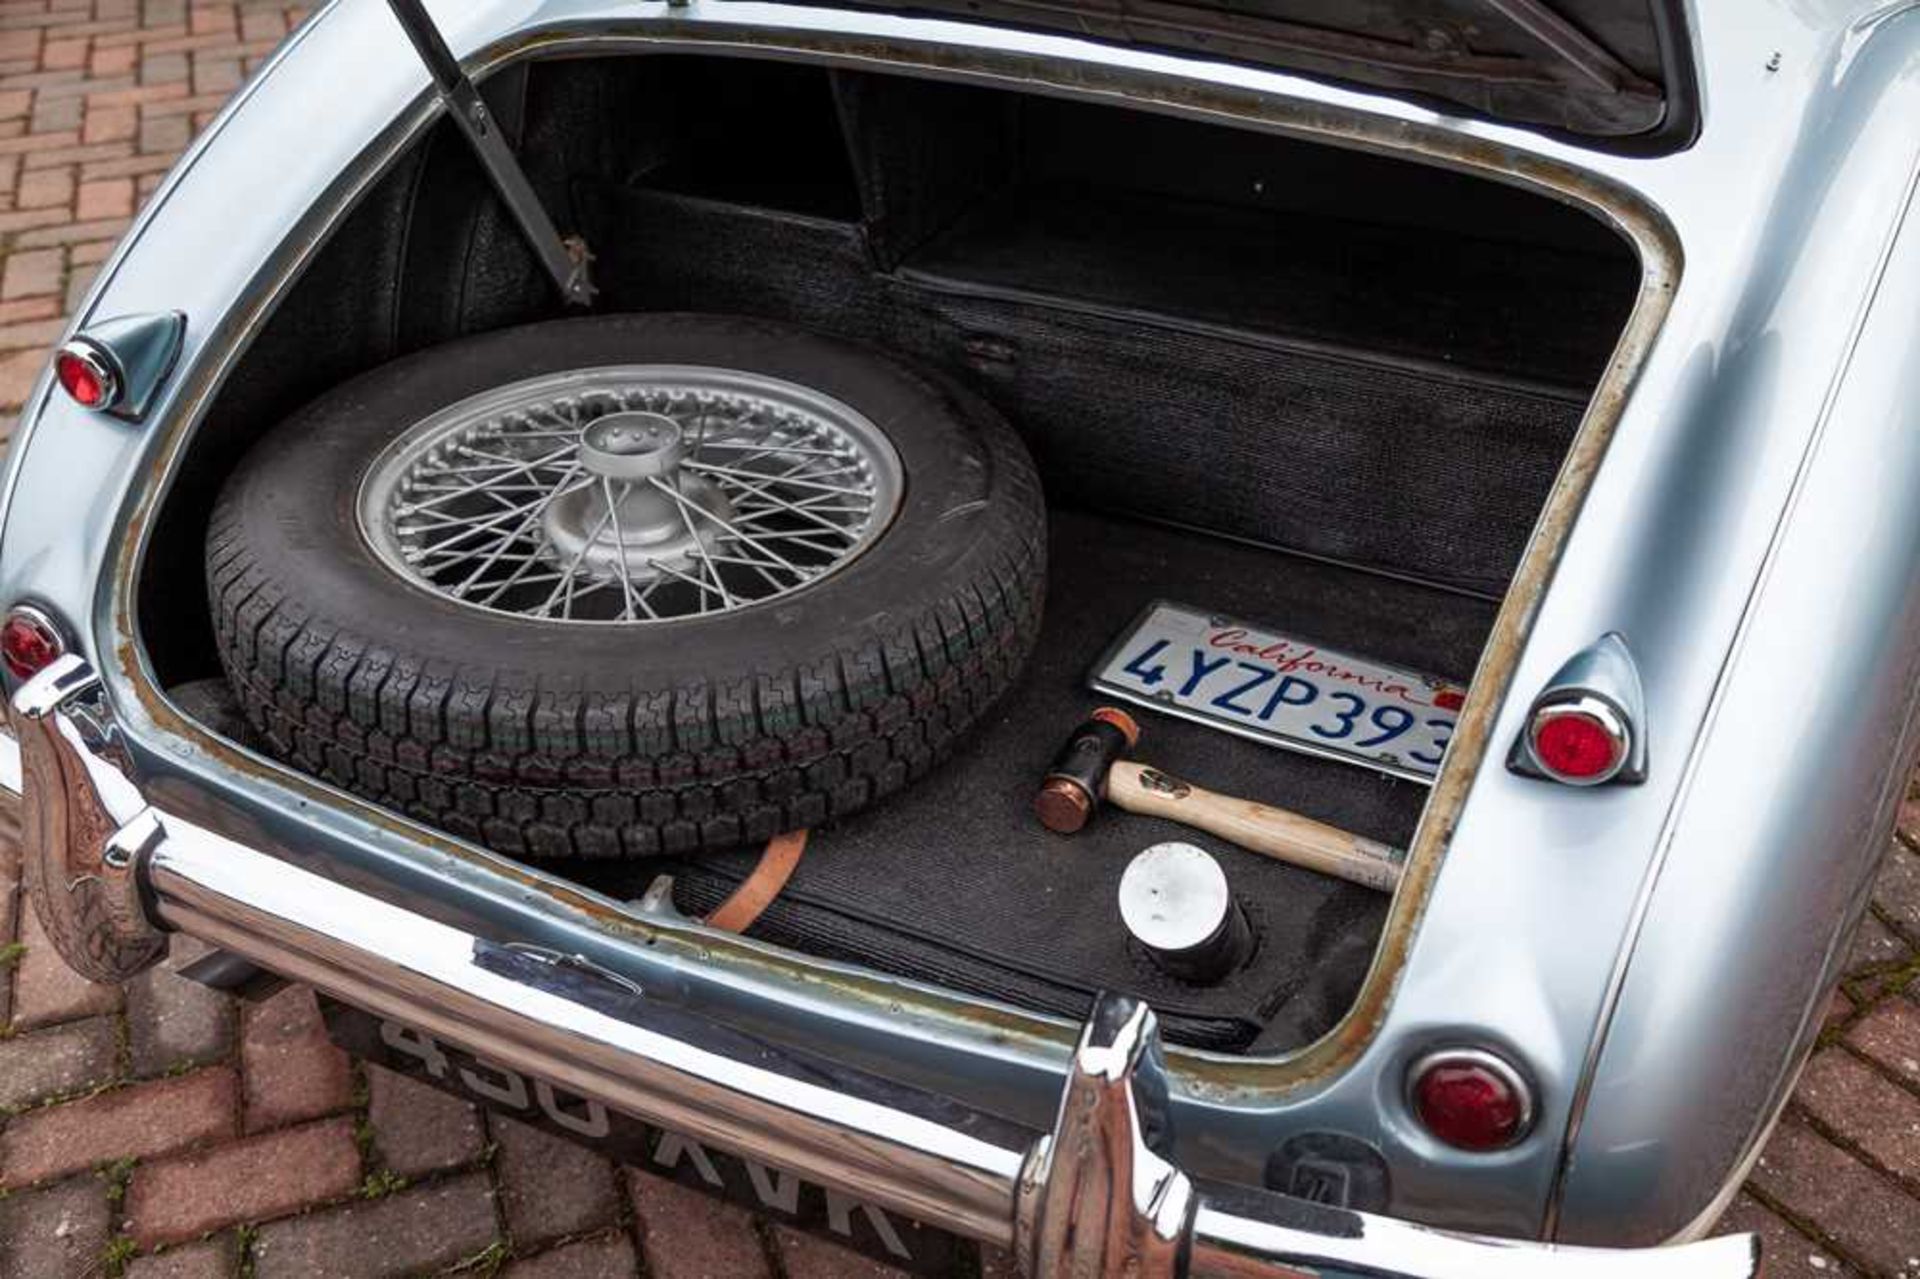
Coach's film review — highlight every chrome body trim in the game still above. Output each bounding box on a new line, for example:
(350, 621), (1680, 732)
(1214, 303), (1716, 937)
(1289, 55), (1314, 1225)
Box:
(0, 0), (1911, 1250)
(0, 663), (1757, 1275)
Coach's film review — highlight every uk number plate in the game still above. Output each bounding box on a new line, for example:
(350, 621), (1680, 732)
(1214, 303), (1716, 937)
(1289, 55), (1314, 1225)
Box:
(323, 1001), (977, 1276)
(1091, 601), (1466, 782)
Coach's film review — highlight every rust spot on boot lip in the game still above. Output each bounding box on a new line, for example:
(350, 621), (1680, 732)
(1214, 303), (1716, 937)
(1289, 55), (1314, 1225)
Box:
(105, 19), (1681, 1100)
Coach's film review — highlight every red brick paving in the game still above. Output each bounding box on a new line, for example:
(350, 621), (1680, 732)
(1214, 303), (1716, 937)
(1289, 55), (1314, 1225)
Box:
(0, 1172), (113, 1276)
(626, 1169), (774, 1279)
(1795, 1050), (1920, 1189)
(493, 1115), (623, 1251)
(245, 1169), (499, 1278)
(238, 985), (353, 1131)
(0, 1011), (115, 1109)
(10, 906), (120, 1029)
(1851, 998), (1920, 1087)
(125, 1115), (362, 1248)
(125, 1237), (236, 1279)
(1752, 1117), (1920, 1278)
(364, 1061), (487, 1179)
(0, 1066), (237, 1188)
(124, 935), (235, 1077)
(0, 2), (1914, 1275)
(774, 1225), (911, 1279)
(1717, 1194), (1850, 1279)
(503, 1232), (641, 1279)
(0, 0), (300, 436)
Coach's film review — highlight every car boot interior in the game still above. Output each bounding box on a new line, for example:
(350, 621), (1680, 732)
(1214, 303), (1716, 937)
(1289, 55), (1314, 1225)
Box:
(137, 53), (1640, 1055)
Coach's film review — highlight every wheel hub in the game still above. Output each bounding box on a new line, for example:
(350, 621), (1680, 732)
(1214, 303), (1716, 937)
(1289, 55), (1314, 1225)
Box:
(579, 411), (689, 478)
(543, 412), (737, 582)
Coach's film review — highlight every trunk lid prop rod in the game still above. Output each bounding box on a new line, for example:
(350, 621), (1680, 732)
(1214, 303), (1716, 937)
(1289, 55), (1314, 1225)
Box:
(383, 0), (597, 307)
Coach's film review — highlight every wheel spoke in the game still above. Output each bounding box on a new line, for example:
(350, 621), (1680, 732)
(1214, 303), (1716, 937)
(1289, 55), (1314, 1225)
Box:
(730, 498), (870, 537)
(455, 466), (592, 601)
(698, 439), (849, 458)
(648, 478), (736, 608)
(403, 472), (591, 570)
(434, 440), (575, 477)
(695, 459), (869, 514)
(400, 479), (553, 513)
(709, 552), (808, 594)
(647, 476), (809, 582)
(682, 460), (872, 497)
(733, 500), (867, 520)
(534, 502), (619, 617)
(638, 554), (731, 607)
(603, 478), (642, 621)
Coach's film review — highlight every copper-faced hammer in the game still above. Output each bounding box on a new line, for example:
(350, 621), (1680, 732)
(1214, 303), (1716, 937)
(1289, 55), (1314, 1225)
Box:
(1035, 708), (1405, 892)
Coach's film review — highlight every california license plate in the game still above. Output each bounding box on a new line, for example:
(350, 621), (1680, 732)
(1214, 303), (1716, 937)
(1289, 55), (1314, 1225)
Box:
(1091, 601), (1466, 782)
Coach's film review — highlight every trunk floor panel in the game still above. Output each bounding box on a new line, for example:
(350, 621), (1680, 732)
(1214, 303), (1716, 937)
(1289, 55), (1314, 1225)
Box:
(608, 509), (1496, 1054)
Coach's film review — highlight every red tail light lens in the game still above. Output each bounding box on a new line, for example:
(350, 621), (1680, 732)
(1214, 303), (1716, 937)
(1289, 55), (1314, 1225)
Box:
(1409, 1050), (1533, 1152)
(1526, 697), (1629, 785)
(53, 341), (119, 411)
(1, 606), (65, 680)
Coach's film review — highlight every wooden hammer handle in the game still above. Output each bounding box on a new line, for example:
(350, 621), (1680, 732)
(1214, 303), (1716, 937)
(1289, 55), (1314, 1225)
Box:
(1105, 761), (1404, 892)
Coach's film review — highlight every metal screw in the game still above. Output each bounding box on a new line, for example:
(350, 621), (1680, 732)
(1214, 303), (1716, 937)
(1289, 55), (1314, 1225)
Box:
(1765, 51), (1782, 72)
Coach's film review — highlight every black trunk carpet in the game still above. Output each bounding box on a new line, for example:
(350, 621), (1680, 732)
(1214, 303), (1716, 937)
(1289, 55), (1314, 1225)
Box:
(639, 509), (1495, 1052)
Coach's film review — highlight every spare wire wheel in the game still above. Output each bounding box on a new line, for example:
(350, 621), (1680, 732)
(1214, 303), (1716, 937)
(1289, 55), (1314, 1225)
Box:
(209, 313), (1045, 858)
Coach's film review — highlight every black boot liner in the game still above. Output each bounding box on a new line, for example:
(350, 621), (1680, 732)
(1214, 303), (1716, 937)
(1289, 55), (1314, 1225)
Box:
(661, 510), (1495, 1054)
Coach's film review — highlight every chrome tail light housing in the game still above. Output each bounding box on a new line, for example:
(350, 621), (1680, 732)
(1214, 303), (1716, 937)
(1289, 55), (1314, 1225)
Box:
(50, 310), (185, 422)
(1509, 632), (1648, 787)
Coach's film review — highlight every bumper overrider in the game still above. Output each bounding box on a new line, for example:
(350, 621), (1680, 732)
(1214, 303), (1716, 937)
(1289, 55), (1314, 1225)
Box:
(3, 655), (1756, 1277)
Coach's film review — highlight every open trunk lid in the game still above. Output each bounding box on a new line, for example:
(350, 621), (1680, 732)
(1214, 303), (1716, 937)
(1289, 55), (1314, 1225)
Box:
(794, 0), (1696, 149)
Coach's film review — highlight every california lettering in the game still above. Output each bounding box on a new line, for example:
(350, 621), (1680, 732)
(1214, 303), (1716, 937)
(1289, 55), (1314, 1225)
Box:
(1205, 627), (1456, 709)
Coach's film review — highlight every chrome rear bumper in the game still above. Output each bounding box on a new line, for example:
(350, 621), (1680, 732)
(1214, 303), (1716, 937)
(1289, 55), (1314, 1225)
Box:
(3, 655), (1757, 1277)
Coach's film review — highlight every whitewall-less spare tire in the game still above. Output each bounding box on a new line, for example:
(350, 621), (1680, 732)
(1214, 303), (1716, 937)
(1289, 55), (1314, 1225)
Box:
(207, 314), (1046, 858)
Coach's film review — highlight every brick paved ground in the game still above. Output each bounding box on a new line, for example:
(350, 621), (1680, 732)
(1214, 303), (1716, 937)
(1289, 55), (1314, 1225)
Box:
(0, 1), (1917, 1275)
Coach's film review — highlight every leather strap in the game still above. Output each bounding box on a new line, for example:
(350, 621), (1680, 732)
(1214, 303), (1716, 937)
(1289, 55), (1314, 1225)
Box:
(705, 829), (808, 933)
